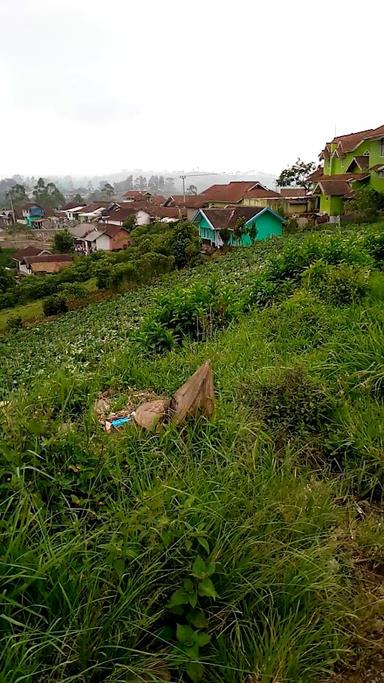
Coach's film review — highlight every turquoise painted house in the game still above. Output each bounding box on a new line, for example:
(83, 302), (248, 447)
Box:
(193, 206), (284, 248)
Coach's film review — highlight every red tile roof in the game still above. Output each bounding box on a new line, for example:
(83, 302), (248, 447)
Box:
(122, 190), (152, 199)
(106, 206), (146, 222)
(245, 187), (281, 199)
(63, 201), (86, 210)
(200, 181), (266, 203)
(280, 188), (308, 198)
(148, 206), (186, 219)
(23, 254), (73, 264)
(165, 195), (209, 209)
(12, 246), (51, 261)
(316, 180), (352, 196)
(202, 206), (267, 231)
(347, 155), (370, 171)
(322, 124), (384, 157)
(100, 225), (129, 239)
(307, 167), (324, 182)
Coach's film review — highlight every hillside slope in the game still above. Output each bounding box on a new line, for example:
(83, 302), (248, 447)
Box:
(1, 226), (384, 682)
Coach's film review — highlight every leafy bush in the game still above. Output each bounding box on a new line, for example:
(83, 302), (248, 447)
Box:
(169, 221), (201, 268)
(58, 282), (87, 299)
(247, 272), (294, 309)
(6, 315), (23, 332)
(284, 217), (299, 234)
(43, 295), (68, 316)
(141, 280), (239, 352)
(52, 229), (75, 253)
(364, 231), (384, 264)
(348, 186), (384, 223)
(0, 290), (18, 310)
(302, 260), (369, 305)
(242, 366), (335, 436)
(265, 232), (371, 284)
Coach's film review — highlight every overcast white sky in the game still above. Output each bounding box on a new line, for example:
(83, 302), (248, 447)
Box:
(0, 0), (383, 177)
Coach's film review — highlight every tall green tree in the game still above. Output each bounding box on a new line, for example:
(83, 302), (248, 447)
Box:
(33, 178), (65, 208)
(276, 159), (316, 190)
(7, 184), (27, 206)
(99, 183), (115, 200)
(53, 229), (75, 253)
(70, 193), (85, 205)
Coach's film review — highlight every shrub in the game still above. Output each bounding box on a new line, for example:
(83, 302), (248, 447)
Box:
(364, 232), (384, 264)
(0, 290), (19, 310)
(284, 217), (299, 234)
(241, 366), (335, 437)
(140, 320), (176, 354)
(169, 221), (201, 268)
(302, 260), (369, 305)
(141, 280), (240, 352)
(53, 229), (75, 253)
(247, 272), (294, 309)
(265, 232), (371, 284)
(6, 315), (23, 332)
(348, 186), (384, 223)
(58, 282), (87, 299)
(43, 295), (68, 317)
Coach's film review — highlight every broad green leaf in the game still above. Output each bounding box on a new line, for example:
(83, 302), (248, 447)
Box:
(167, 588), (189, 607)
(198, 577), (217, 599)
(183, 578), (194, 592)
(191, 555), (207, 579)
(188, 591), (198, 608)
(206, 560), (216, 577)
(187, 609), (208, 629)
(186, 661), (204, 683)
(185, 644), (200, 661)
(195, 631), (211, 647)
(197, 536), (210, 554)
(176, 624), (195, 645)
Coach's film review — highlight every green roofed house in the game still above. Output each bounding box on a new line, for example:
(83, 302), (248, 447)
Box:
(309, 123), (384, 219)
(192, 206), (284, 248)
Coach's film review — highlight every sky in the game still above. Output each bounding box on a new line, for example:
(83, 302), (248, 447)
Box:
(0, 0), (383, 178)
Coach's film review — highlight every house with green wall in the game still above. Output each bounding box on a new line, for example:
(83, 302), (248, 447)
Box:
(310, 123), (384, 218)
(192, 206), (284, 248)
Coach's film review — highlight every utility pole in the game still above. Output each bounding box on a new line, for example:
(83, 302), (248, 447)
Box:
(179, 172), (219, 207)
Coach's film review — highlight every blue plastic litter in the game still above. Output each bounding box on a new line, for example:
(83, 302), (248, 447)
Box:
(111, 416), (132, 428)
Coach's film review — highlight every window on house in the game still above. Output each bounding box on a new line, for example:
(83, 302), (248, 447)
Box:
(381, 139), (384, 156)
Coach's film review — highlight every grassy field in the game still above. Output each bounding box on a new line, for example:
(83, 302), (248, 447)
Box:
(1, 226), (384, 682)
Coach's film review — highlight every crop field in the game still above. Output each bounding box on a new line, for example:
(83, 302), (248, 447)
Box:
(1, 225), (384, 683)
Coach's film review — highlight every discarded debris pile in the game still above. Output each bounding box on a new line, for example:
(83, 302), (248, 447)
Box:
(96, 361), (214, 431)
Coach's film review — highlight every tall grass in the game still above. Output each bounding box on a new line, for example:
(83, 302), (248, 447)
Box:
(1, 224), (384, 681)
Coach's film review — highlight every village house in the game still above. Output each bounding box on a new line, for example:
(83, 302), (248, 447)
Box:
(163, 195), (209, 221)
(102, 205), (152, 227)
(192, 206), (284, 248)
(14, 203), (45, 227)
(75, 225), (131, 254)
(122, 190), (153, 202)
(279, 188), (317, 215)
(62, 201), (87, 221)
(12, 246), (52, 274)
(77, 202), (118, 223)
(198, 181), (282, 210)
(18, 253), (73, 275)
(309, 123), (384, 218)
